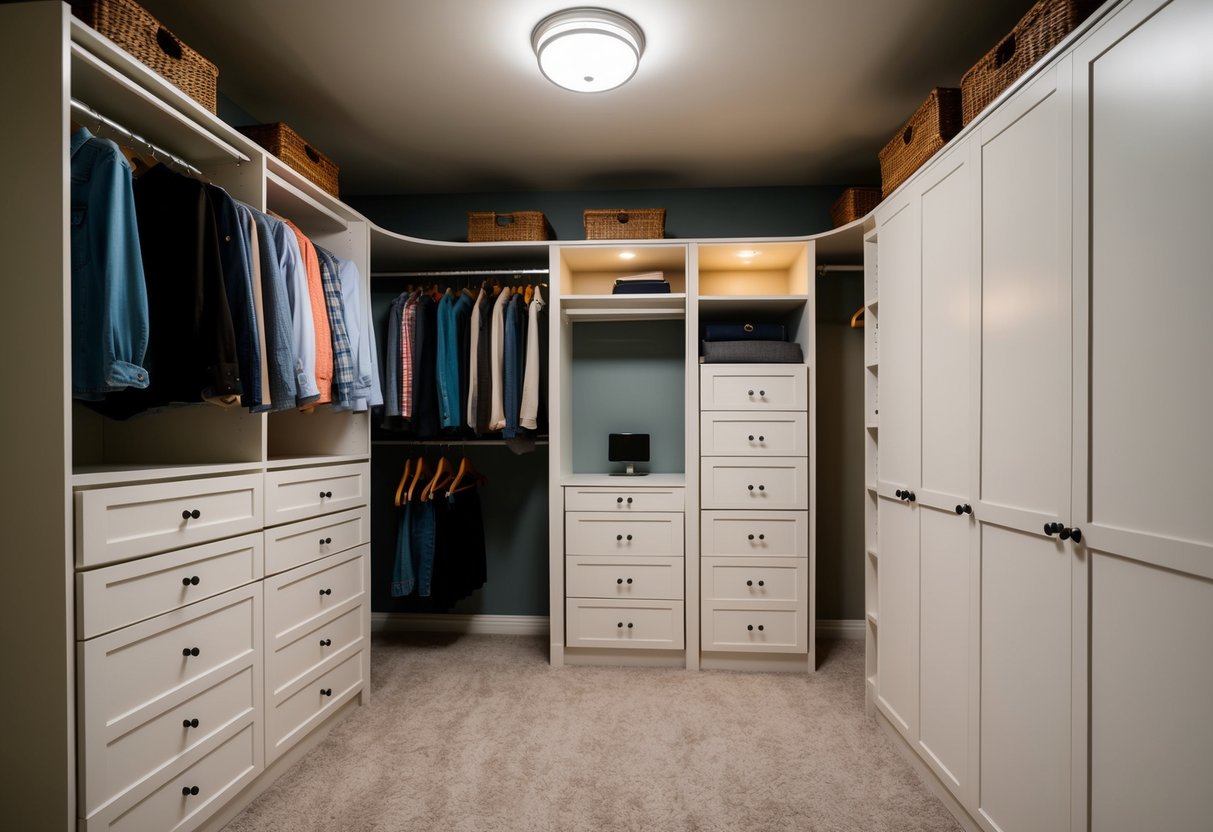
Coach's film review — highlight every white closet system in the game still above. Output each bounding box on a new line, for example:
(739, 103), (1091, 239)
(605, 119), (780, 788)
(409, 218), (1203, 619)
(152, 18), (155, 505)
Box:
(864, 0), (1213, 830)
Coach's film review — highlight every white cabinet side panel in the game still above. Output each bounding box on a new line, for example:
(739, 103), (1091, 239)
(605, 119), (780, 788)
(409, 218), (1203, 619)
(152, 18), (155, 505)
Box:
(875, 497), (917, 739)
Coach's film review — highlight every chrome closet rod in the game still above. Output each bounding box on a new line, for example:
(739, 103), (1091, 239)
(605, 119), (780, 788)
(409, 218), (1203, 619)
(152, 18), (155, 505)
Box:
(373, 268), (550, 278)
(817, 265), (864, 273)
(70, 98), (204, 178)
(372, 439), (550, 447)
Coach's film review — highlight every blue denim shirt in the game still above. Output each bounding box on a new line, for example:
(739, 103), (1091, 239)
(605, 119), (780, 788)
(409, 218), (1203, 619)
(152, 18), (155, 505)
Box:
(70, 128), (149, 400)
(265, 215), (320, 405)
(246, 207), (299, 412)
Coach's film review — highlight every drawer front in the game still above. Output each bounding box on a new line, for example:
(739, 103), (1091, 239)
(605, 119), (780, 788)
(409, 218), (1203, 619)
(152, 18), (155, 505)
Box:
(701, 458), (809, 510)
(564, 486), (684, 512)
(699, 411), (808, 456)
(565, 512), (684, 557)
(77, 533), (263, 640)
(265, 462), (368, 526)
(264, 507), (368, 576)
(81, 664), (256, 817)
(86, 721), (258, 832)
(565, 599), (685, 650)
(268, 650), (364, 764)
(75, 473), (263, 567)
(80, 585), (259, 734)
(566, 556), (683, 600)
(264, 547), (367, 647)
(701, 605), (806, 653)
(700, 510), (808, 558)
(702, 557), (804, 603)
(267, 603), (366, 700)
(700, 365), (806, 411)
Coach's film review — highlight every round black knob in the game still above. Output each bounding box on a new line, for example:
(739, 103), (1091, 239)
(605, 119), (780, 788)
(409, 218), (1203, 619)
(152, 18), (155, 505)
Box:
(626, 578), (632, 584)
(320, 638), (332, 646)
(182, 786), (199, 797)
(325, 537), (332, 544)
(747, 580), (753, 586)
(617, 534), (623, 541)
(1059, 527), (1072, 541)
(748, 485), (755, 491)
(319, 538), (327, 545)
(617, 497), (623, 503)
(758, 625), (765, 631)
(748, 534), (755, 541)
(181, 647), (200, 657)
(627, 622), (633, 629)
(748, 435), (755, 441)
(320, 490), (332, 499)
(759, 390), (766, 396)
(183, 718), (199, 728)
(1070, 528), (1083, 544)
(964, 505), (973, 515)
(895, 489), (904, 499)
(321, 688), (332, 696)
(319, 588), (332, 596)
(181, 510), (190, 520)
(758, 436), (765, 442)
(758, 485), (765, 491)
(758, 580), (765, 587)
(758, 534), (765, 541)
(1044, 522), (1061, 536)
(626, 535), (632, 541)
(747, 625), (754, 631)
(617, 578), (624, 584)
(617, 622), (623, 628)
(907, 491), (915, 502)
(181, 575), (200, 586)
(748, 389), (755, 396)
(956, 504), (972, 515)
(626, 497), (633, 504)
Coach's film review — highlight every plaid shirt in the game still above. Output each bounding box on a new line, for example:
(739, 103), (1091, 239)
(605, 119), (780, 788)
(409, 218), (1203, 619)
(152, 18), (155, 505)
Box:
(400, 292), (419, 418)
(314, 247), (355, 407)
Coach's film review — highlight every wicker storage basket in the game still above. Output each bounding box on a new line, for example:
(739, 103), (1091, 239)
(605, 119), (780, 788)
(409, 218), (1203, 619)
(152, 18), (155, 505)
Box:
(467, 211), (553, 242)
(238, 123), (339, 197)
(878, 88), (962, 198)
(960, 0), (1099, 125)
(70, 0), (218, 113)
(830, 187), (881, 227)
(584, 209), (666, 240)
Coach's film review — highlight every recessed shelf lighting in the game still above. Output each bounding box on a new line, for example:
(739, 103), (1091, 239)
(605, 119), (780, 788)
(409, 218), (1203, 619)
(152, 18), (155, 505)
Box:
(737, 250), (762, 259)
(619, 251), (637, 260)
(532, 8), (646, 93)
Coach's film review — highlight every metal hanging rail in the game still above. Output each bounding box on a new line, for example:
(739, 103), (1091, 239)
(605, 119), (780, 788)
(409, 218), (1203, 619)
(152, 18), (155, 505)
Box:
(71, 98), (205, 178)
(372, 268), (550, 279)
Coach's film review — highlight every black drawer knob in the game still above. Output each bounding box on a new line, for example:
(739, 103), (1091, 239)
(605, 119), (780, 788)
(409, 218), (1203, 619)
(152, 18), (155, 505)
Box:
(319, 588), (332, 596)
(617, 497), (623, 503)
(617, 578), (624, 584)
(320, 638), (332, 647)
(748, 534), (755, 540)
(759, 390), (766, 396)
(626, 534), (632, 541)
(617, 534), (623, 541)
(617, 622), (623, 628)
(182, 718), (199, 729)
(1069, 527), (1083, 543)
(181, 509), (200, 520)
(758, 625), (765, 631)
(758, 435), (765, 442)
(955, 504), (973, 515)
(627, 622), (633, 628)
(321, 688), (332, 696)
(181, 647), (200, 657)
(748, 389), (755, 396)
(895, 489), (904, 499)
(627, 497), (633, 504)
(747, 624), (754, 631)
(758, 485), (765, 491)
(182, 786), (199, 797)
(748, 435), (755, 441)
(758, 534), (765, 540)
(626, 578), (633, 584)
(319, 490), (333, 499)
(1044, 522), (1063, 537)
(181, 575), (200, 586)
(748, 485), (754, 491)
(747, 580), (753, 586)
(758, 580), (765, 587)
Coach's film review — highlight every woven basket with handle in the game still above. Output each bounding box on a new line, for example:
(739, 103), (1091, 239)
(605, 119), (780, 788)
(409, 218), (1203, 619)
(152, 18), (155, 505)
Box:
(878, 88), (962, 198)
(830, 187), (881, 228)
(238, 123), (340, 198)
(467, 211), (553, 242)
(584, 209), (665, 240)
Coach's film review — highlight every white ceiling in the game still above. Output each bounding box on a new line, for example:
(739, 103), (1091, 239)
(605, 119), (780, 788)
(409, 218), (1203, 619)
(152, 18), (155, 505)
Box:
(137, 0), (1029, 196)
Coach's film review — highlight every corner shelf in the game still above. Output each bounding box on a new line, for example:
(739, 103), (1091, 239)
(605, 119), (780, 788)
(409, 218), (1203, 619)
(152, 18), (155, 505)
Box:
(698, 295), (810, 314)
(561, 293), (686, 321)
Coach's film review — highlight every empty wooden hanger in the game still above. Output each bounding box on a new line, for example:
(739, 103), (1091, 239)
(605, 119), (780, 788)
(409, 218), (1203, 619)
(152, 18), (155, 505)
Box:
(448, 456), (487, 496)
(406, 455), (432, 503)
(422, 456), (456, 502)
(850, 307), (865, 328)
(393, 457), (414, 507)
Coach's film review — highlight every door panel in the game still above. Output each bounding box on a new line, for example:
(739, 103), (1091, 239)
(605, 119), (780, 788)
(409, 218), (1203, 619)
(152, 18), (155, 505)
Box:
(875, 495), (917, 739)
(875, 199), (921, 492)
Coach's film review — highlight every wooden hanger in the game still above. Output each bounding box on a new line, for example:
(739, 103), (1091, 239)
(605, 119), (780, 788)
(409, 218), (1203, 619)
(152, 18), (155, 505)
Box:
(393, 457), (414, 507)
(406, 455), (432, 503)
(524, 284), (535, 305)
(423, 455), (456, 502)
(850, 307), (865, 329)
(448, 456), (487, 496)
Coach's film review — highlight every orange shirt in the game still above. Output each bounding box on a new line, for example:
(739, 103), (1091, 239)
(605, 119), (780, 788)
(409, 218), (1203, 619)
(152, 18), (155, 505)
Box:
(285, 220), (332, 406)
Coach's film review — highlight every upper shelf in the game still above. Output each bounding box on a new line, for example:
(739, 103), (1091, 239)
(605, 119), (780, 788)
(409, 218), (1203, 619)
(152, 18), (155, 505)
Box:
(561, 293), (686, 321)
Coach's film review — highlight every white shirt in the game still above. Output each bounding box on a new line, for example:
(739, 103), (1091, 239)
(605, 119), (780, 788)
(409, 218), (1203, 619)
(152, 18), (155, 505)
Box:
(488, 286), (513, 431)
(520, 286), (545, 430)
(466, 286), (485, 429)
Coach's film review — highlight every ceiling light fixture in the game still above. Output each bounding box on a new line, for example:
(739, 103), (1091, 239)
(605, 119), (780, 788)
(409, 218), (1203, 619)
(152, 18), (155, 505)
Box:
(532, 7), (645, 93)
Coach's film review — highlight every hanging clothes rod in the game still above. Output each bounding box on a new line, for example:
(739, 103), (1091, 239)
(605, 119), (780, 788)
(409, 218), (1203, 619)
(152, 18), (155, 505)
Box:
(373, 268), (550, 279)
(71, 98), (205, 178)
(817, 265), (865, 274)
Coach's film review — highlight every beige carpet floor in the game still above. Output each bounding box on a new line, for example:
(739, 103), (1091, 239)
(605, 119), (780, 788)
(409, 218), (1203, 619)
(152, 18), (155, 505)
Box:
(224, 634), (961, 832)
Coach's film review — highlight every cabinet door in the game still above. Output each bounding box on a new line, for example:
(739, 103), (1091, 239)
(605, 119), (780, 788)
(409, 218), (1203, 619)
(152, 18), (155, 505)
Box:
(976, 66), (1075, 832)
(875, 495), (917, 740)
(1072, 0), (1213, 828)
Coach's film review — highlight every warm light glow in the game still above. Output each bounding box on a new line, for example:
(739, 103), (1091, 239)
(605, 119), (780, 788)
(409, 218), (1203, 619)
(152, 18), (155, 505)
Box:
(619, 251), (637, 260)
(532, 8), (645, 93)
(737, 250), (762, 259)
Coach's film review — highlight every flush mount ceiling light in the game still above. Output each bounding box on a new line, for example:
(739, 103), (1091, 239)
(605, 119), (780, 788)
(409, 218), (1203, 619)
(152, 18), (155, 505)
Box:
(532, 7), (645, 93)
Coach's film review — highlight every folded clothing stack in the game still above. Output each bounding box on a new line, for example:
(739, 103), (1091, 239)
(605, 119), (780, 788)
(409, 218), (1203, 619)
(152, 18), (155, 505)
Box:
(612, 271), (670, 294)
(701, 322), (803, 364)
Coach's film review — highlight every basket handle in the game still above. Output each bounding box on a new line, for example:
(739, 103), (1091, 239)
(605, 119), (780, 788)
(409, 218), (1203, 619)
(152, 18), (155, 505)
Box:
(156, 27), (183, 61)
(616, 212), (630, 224)
(304, 145), (321, 164)
(495, 214), (515, 227)
(902, 126), (914, 145)
(994, 33), (1017, 69)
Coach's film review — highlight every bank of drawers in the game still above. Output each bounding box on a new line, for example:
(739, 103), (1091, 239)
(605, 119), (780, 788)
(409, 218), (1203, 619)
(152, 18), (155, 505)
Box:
(701, 365), (809, 655)
(564, 485), (685, 651)
(74, 462), (369, 830)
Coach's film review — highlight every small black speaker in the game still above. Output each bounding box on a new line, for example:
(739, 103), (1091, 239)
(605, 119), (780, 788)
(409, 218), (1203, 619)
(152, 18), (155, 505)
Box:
(608, 433), (649, 476)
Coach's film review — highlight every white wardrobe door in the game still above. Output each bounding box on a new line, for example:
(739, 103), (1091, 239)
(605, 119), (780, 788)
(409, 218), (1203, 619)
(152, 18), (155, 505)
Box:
(875, 496), (917, 740)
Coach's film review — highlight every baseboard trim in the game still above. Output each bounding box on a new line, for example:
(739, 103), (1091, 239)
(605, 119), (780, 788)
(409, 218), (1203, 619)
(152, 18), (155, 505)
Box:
(371, 612), (550, 636)
(873, 710), (982, 832)
(817, 619), (865, 640)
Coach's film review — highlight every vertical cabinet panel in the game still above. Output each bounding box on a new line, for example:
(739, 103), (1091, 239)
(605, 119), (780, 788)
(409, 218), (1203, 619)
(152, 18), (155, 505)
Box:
(917, 507), (970, 794)
(979, 524), (1071, 832)
(875, 200), (921, 492)
(875, 496), (917, 738)
(979, 71), (1069, 517)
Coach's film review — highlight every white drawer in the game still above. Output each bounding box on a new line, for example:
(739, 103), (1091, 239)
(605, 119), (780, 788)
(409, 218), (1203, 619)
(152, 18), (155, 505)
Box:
(699, 411), (807, 456)
(268, 650), (364, 764)
(564, 486), (684, 512)
(264, 462), (368, 526)
(566, 556), (683, 600)
(565, 512), (684, 557)
(74, 473), (263, 567)
(702, 557), (805, 603)
(77, 533), (263, 640)
(701, 457), (809, 510)
(700, 365), (806, 411)
(701, 604), (806, 653)
(263, 507), (368, 576)
(79, 584), (260, 742)
(267, 603), (366, 702)
(565, 599), (685, 650)
(83, 721), (259, 832)
(700, 510), (808, 558)
(264, 547), (367, 649)
(79, 664), (257, 818)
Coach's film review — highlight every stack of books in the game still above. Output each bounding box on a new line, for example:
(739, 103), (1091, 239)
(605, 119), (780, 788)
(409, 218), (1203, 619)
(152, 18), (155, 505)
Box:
(612, 271), (670, 294)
